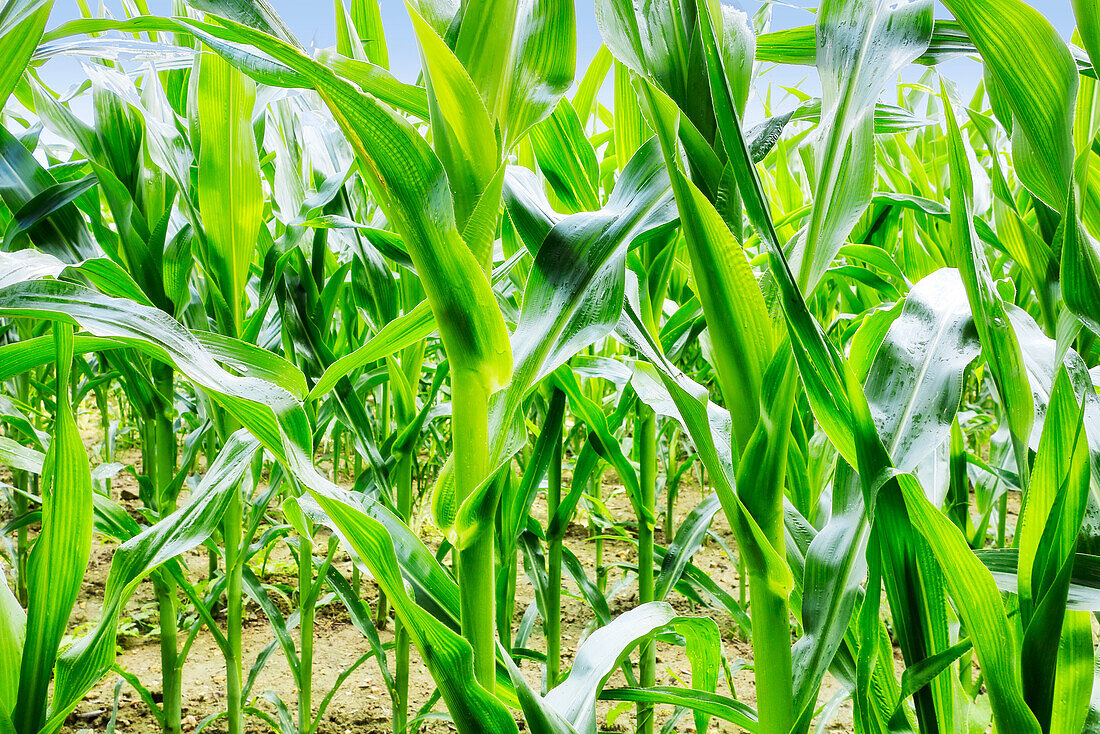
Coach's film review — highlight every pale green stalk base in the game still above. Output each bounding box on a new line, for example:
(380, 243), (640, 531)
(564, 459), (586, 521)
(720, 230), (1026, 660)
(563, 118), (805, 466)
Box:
(153, 574), (182, 734)
(452, 372), (495, 692)
(458, 535), (496, 691)
(748, 571), (795, 734)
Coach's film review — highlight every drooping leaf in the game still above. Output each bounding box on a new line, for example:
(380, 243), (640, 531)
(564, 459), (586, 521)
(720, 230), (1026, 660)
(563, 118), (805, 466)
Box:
(11, 324), (93, 734)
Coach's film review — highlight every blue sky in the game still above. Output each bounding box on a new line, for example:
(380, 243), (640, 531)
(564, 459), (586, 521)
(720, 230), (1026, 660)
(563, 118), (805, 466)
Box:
(39, 0), (1078, 117)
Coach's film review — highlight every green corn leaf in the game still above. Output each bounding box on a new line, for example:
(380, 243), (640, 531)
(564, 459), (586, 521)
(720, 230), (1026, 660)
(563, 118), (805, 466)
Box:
(1017, 370), (1091, 728)
(305, 489), (520, 734)
(436, 138), (678, 542)
(309, 300), (435, 401)
(189, 0), (302, 48)
(755, 20), (975, 66)
(0, 127), (99, 261)
(351, 0), (388, 66)
(594, 0), (706, 142)
(940, 0), (1076, 213)
(655, 4), (864, 470)
(0, 394), (44, 449)
(572, 45), (610, 125)
(599, 687), (757, 732)
(408, 1), (499, 239)
(449, 0), (519, 120)
(504, 137), (676, 403)
(1060, 190), (1100, 338)
(841, 331), (956, 734)
(943, 86), (1034, 483)
(0, 0), (52, 109)
(543, 602), (717, 734)
(616, 300), (793, 600)
(195, 48), (263, 336)
(11, 324), (92, 734)
(502, 388), (565, 556)
(0, 436), (42, 474)
(498, 0), (576, 147)
(335, 0), (369, 62)
(978, 550), (1100, 611)
(793, 0), (933, 292)
(1052, 609), (1093, 734)
(181, 15), (513, 395)
(654, 492), (720, 601)
(896, 474), (1040, 733)
(1075, 0), (1100, 79)
(1006, 304), (1100, 488)
(550, 365), (640, 504)
(448, 0), (575, 147)
(317, 51), (430, 120)
(502, 647), (580, 734)
(193, 330), (308, 400)
(0, 559), (24, 728)
(613, 62), (650, 173)
(865, 268), (980, 472)
(790, 267), (978, 722)
(1, 174), (98, 252)
(640, 69), (775, 451)
(529, 98), (600, 213)
(0, 333), (121, 382)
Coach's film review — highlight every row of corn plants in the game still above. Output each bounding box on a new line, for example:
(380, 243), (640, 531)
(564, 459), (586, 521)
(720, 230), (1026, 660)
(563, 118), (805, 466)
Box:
(2, 0), (1100, 733)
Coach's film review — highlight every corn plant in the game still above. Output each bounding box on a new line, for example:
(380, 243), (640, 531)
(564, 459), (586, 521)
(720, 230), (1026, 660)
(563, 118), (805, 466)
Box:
(3, 0), (1100, 734)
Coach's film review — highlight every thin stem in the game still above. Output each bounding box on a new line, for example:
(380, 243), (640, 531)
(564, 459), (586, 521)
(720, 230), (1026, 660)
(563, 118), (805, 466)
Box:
(97, 383), (111, 495)
(592, 472), (605, 594)
(997, 494), (1008, 548)
(13, 372), (31, 605)
(13, 476), (28, 606)
(207, 430), (219, 587)
(637, 402), (656, 734)
(153, 364), (181, 734)
(332, 429), (341, 482)
(394, 449), (413, 733)
(376, 382), (391, 630)
(221, 409), (245, 734)
(546, 405), (564, 690)
(452, 371), (495, 691)
(299, 532), (314, 731)
(224, 488), (244, 734)
(352, 450), (363, 596)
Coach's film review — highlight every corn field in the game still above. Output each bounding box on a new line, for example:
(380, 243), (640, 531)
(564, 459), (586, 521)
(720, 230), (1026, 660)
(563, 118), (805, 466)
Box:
(0, 0), (1097, 732)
